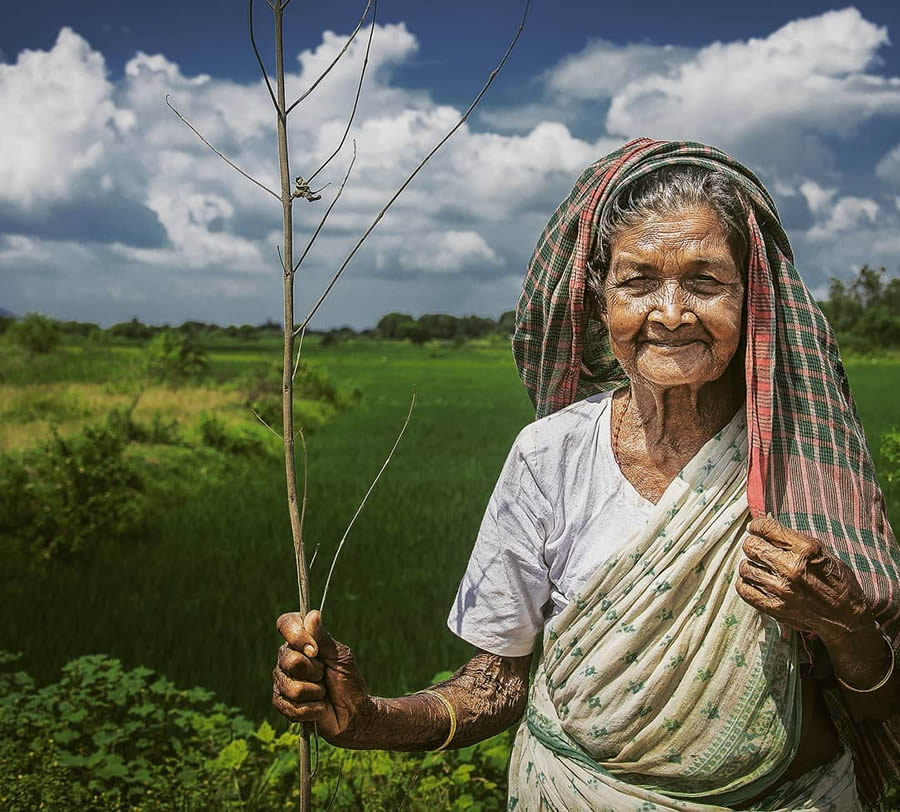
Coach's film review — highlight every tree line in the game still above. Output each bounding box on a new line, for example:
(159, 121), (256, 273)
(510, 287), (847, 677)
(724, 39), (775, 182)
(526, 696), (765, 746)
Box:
(3, 265), (898, 354)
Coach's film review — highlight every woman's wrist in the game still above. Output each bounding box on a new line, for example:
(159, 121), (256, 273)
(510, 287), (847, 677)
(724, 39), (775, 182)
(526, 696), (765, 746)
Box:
(823, 615), (892, 689)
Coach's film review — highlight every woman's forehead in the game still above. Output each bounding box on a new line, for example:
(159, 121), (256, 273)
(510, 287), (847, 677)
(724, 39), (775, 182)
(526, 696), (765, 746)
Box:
(610, 207), (734, 263)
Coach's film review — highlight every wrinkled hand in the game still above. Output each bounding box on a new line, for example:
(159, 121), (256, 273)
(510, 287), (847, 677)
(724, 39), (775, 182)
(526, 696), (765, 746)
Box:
(736, 516), (872, 643)
(272, 610), (373, 744)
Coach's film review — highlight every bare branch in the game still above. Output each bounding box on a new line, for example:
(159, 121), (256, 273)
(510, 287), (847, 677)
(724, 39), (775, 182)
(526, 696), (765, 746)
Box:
(326, 751), (350, 811)
(249, 0), (281, 116)
(293, 142), (358, 274)
(298, 0), (531, 332)
(308, 542), (321, 571)
(285, 0), (373, 116)
(294, 423), (309, 609)
(306, 0), (375, 185)
(250, 406), (284, 441)
(291, 323), (306, 381)
(166, 95), (280, 201)
(320, 391), (416, 614)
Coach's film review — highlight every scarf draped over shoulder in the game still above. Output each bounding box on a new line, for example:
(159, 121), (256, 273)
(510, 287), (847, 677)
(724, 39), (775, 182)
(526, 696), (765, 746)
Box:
(512, 137), (900, 807)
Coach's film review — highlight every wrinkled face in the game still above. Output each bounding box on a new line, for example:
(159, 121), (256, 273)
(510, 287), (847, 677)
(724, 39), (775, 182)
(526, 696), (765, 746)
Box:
(602, 205), (746, 390)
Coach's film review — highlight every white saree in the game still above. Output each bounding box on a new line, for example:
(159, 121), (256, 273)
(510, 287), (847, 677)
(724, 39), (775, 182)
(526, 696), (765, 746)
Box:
(507, 412), (861, 811)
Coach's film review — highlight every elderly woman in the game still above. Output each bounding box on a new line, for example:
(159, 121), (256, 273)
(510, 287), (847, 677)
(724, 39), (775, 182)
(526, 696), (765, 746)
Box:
(272, 139), (900, 810)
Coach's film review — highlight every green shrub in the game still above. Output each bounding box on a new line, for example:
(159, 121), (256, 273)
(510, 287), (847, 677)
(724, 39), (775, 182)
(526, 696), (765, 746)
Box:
(0, 652), (514, 811)
(198, 415), (265, 456)
(145, 330), (208, 383)
(0, 422), (143, 561)
(8, 313), (60, 354)
(105, 405), (182, 446)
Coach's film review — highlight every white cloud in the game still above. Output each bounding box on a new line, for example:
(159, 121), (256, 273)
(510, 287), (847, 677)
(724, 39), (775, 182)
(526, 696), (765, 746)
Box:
(544, 40), (694, 101)
(3, 9), (900, 328)
(0, 28), (135, 209)
(807, 196), (880, 241)
(604, 8), (900, 166)
(876, 144), (900, 185)
(799, 180), (837, 212)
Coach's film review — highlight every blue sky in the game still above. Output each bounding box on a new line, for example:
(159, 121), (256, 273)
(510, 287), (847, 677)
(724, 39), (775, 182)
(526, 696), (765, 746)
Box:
(2, 1), (900, 327)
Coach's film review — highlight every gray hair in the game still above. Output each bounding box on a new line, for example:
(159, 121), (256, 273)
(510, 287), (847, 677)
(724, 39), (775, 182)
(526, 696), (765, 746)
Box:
(586, 165), (750, 311)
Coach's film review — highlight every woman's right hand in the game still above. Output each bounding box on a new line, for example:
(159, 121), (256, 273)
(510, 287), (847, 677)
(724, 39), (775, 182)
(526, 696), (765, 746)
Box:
(272, 609), (373, 745)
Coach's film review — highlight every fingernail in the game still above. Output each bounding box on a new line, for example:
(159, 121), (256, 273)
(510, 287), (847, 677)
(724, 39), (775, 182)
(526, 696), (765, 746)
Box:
(304, 645), (316, 657)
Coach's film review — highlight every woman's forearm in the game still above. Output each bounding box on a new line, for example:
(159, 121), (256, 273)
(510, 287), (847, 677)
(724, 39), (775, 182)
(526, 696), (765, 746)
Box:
(331, 650), (532, 751)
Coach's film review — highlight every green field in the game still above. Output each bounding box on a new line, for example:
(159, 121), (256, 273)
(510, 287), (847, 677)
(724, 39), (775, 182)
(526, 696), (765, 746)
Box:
(1, 336), (899, 727)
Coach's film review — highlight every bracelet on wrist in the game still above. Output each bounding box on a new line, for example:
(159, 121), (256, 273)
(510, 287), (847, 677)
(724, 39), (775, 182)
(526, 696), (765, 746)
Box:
(836, 623), (895, 693)
(418, 689), (456, 752)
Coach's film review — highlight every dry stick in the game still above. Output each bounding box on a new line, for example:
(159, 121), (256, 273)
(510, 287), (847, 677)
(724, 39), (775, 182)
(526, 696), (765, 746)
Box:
(285, 0), (373, 116)
(268, 1), (314, 809)
(295, 0), (531, 335)
(294, 143), (358, 273)
(306, 0), (375, 185)
(319, 391), (416, 615)
(166, 95), (280, 201)
(325, 750), (350, 811)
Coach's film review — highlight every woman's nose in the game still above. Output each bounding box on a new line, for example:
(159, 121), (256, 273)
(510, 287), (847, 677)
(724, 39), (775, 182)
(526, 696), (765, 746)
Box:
(648, 284), (697, 329)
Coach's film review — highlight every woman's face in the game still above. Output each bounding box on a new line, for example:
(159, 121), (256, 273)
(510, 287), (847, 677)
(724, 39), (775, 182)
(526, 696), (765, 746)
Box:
(602, 205), (746, 390)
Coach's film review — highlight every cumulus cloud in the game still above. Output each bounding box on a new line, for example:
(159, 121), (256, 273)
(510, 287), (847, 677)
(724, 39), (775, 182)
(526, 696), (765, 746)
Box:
(2, 8), (900, 327)
(806, 196), (880, 241)
(605, 8), (900, 162)
(876, 144), (900, 185)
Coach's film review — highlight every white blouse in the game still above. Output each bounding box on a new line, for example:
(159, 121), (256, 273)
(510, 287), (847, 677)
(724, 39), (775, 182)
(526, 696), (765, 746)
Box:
(446, 391), (656, 657)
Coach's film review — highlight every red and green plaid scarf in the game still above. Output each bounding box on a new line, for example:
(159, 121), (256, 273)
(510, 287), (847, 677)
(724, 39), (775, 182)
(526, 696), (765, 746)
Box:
(513, 137), (900, 807)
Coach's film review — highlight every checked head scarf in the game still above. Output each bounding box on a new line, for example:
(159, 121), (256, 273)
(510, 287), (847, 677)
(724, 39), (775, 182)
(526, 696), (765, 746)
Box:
(513, 137), (900, 807)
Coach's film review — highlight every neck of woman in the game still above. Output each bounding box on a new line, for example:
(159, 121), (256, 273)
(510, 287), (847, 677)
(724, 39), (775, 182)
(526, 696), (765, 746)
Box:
(625, 366), (744, 465)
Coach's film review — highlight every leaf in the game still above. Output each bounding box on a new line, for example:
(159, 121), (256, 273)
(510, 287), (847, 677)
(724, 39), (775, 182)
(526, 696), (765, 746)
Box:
(254, 719), (275, 744)
(212, 738), (249, 771)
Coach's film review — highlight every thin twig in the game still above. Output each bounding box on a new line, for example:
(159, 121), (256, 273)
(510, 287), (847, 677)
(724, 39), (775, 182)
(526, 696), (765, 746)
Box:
(250, 406), (284, 440)
(306, 0), (375, 185)
(320, 391), (416, 614)
(297, 0), (531, 332)
(166, 95), (280, 201)
(308, 542), (321, 570)
(295, 424), (309, 605)
(249, 0), (281, 116)
(325, 751), (350, 811)
(294, 143), (358, 273)
(291, 323), (306, 381)
(285, 0), (373, 116)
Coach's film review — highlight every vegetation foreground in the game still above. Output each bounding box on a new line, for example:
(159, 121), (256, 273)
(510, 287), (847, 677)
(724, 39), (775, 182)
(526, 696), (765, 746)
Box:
(2, 331), (900, 809)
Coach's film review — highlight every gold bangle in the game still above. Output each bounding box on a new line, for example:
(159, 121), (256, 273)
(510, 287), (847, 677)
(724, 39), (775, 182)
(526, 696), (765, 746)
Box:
(836, 627), (895, 693)
(418, 689), (456, 752)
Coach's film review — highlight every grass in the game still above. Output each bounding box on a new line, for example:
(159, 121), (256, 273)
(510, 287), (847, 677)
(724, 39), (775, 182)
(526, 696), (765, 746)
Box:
(1, 335), (898, 724)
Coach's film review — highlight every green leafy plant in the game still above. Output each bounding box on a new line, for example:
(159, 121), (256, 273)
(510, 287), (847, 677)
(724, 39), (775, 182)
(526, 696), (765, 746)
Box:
(0, 653), (515, 811)
(0, 421), (143, 561)
(8, 313), (60, 354)
(198, 415), (265, 456)
(145, 329), (209, 383)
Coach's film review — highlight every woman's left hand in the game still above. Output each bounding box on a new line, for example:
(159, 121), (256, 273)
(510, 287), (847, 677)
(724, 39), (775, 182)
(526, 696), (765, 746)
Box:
(736, 516), (873, 644)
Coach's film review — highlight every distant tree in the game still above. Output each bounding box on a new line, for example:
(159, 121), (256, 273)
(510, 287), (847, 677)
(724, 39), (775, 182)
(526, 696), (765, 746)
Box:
(109, 318), (158, 340)
(10, 313), (60, 354)
(497, 309), (516, 334)
(376, 312), (417, 339)
(819, 266), (900, 349)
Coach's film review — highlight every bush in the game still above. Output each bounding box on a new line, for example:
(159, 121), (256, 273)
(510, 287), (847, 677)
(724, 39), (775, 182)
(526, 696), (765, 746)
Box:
(145, 330), (208, 383)
(8, 313), (60, 354)
(2, 388), (89, 424)
(198, 415), (265, 456)
(0, 652), (514, 811)
(0, 422), (143, 561)
(105, 405), (182, 446)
